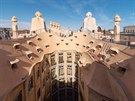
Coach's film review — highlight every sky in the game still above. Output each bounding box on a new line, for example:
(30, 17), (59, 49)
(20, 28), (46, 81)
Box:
(0, 0), (135, 31)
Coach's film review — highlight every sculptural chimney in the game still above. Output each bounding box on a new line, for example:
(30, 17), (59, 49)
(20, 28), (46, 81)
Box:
(30, 11), (47, 34)
(11, 16), (18, 39)
(114, 15), (121, 42)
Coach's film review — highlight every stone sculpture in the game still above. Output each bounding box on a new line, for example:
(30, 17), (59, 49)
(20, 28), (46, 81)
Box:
(83, 12), (97, 33)
(30, 11), (47, 33)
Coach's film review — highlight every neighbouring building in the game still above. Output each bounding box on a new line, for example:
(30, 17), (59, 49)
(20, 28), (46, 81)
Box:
(123, 25), (135, 33)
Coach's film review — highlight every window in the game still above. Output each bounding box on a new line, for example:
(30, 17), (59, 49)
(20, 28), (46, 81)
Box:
(43, 77), (45, 87)
(52, 82), (57, 93)
(67, 68), (72, 75)
(67, 65), (72, 68)
(37, 88), (40, 100)
(51, 67), (57, 79)
(42, 58), (49, 72)
(51, 54), (56, 66)
(75, 52), (80, 63)
(59, 53), (64, 63)
(67, 78), (72, 87)
(46, 72), (50, 81)
(59, 66), (64, 76)
(28, 76), (33, 92)
(59, 90), (66, 100)
(14, 91), (22, 101)
(59, 80), (65, 88)
(36, 67), (40, 80)
(74, 81), (78, 89)
(75, 66), (78, 78)
(67, 52), (72, 63)
(42, 65), (44, 73)
(67, 89), (73, 100)
(44, 58), (49, 67)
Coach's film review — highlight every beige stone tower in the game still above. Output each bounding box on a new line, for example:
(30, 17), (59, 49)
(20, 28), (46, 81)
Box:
(11, 16), (18, 39)
(114, 14), (121, 42)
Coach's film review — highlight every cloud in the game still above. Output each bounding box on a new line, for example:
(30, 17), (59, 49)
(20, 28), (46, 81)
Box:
(0, 19), (31, 30)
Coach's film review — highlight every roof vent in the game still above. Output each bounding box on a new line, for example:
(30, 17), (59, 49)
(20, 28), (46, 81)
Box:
(65, 43), (69, 45)
(83, 34), (87, 37)
(56, 43), (60, 46)
(13, 43), (20, 50)
(45, 44), (50, 48)
(86, 46), (90, 49)
(74, 36), (77, 38)
(36, 46), (43, 53)
(9, 57), (19, 69)
(25, 51), (33, 60)
(76, 43), (79, 46)
(27, 40), (32, 44)
(89, 40), (94, 44)
(96, 43), (103, 49)
(97, 54), (106, 61)
(49, 34), (53, 37)
(36, 37), (42, 41)
(27, 40), (36, 46)
(108, 48), (119, 56)
(89, 48), (96, 53)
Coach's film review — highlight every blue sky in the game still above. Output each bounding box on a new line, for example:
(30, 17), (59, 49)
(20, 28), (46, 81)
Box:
(0, 0), (135, 31)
